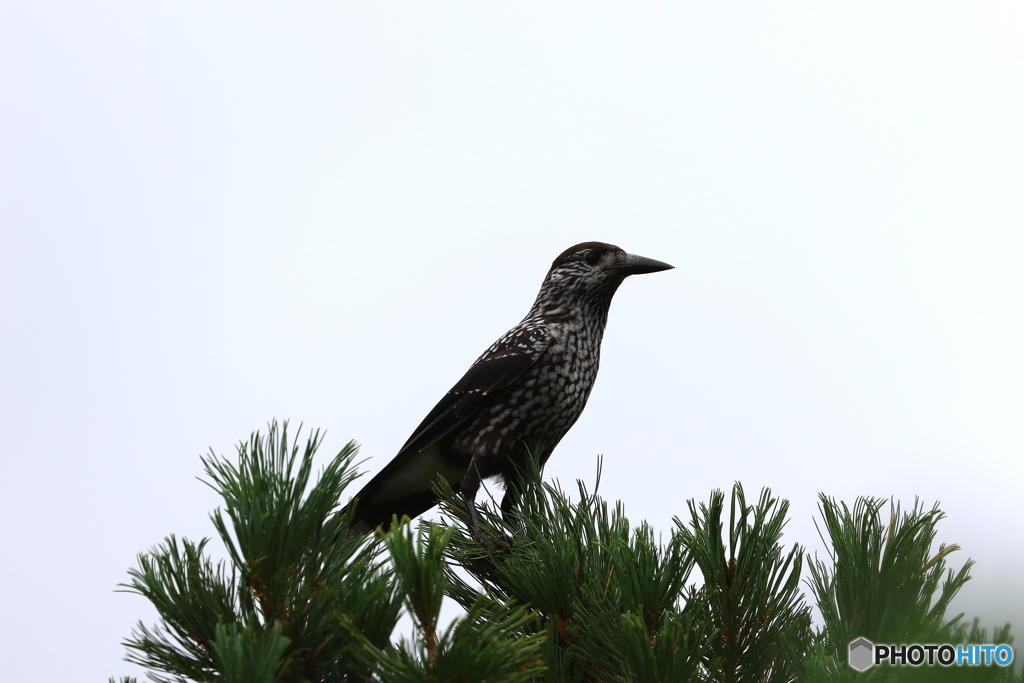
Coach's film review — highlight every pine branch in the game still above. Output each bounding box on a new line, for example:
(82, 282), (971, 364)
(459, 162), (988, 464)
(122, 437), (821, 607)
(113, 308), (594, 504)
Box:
(675, 483), (811, 683)
(119, 420), (402, 683)
(438, 455), (713, 682)
(113, 422), (1017, 683)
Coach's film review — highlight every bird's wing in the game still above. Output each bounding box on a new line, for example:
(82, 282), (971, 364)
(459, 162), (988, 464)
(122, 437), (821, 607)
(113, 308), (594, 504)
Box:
(347, 323), (551, 519)
(396, 323), (551, 458)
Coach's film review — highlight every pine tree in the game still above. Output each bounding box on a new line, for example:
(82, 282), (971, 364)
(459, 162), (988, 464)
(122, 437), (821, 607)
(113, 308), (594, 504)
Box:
(111, 422), (1019, 682)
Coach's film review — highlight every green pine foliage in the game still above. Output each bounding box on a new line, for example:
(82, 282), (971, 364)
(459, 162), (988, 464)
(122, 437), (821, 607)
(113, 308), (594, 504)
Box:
(120, 423), (403, 682)
(675, 485), (811, 682)
(804, 496), (1017, 683)
(809, 496), (972, 650)
(439, 462), (713, 682)
(113, 423), (1019, 682)
(342, 521), (545, 682)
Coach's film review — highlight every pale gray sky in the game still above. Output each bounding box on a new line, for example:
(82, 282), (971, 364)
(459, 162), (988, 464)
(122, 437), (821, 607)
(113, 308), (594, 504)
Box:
(1, 3), (1022, 680)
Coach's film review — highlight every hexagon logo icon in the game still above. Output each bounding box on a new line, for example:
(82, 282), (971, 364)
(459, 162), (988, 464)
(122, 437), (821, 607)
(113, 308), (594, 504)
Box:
(849, 637), (875, 671)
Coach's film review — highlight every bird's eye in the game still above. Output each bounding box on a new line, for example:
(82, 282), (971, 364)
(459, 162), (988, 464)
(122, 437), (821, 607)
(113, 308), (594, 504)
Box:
(584, 251), (602, 266)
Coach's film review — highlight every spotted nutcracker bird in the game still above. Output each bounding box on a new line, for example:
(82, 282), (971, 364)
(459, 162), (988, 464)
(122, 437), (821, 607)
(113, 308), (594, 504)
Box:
(346, 241), (673, 544)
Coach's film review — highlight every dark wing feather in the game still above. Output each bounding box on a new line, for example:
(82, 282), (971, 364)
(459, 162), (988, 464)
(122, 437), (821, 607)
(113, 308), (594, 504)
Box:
(346, 324), (550, 525)
(394, 324), (550, 457)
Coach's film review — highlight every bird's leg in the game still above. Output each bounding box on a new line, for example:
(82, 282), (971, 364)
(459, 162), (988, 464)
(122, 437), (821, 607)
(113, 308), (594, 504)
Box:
(459, 465), (485, 538)
(460, 462), (509, 553)
(499, 479), (529, 540)
(500, 482), (521, 520)
(501, 445), (544, 528)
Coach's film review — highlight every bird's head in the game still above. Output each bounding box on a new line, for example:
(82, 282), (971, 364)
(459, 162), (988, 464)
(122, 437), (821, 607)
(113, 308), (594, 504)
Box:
(531, 242), (674, 316)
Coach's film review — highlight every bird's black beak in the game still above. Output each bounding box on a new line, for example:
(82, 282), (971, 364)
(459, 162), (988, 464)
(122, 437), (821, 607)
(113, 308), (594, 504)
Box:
(611, 253), (674, 276)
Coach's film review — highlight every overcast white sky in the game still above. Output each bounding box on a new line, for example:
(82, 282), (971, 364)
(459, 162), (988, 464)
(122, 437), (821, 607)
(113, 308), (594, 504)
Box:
(1, 3), (1022, 680)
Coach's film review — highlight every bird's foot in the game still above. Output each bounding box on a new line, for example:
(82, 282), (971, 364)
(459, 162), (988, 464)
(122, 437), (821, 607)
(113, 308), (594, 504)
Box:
(464, 500), (511, 553)
(474, 530), (512, 554)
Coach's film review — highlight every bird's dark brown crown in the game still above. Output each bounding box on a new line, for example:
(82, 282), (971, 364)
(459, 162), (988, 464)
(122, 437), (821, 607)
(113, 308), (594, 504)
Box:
(546, 241), (622, 277)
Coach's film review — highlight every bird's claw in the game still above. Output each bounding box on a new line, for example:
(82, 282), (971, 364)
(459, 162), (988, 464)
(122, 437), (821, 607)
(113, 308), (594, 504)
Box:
(474, 531), (512, 554)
